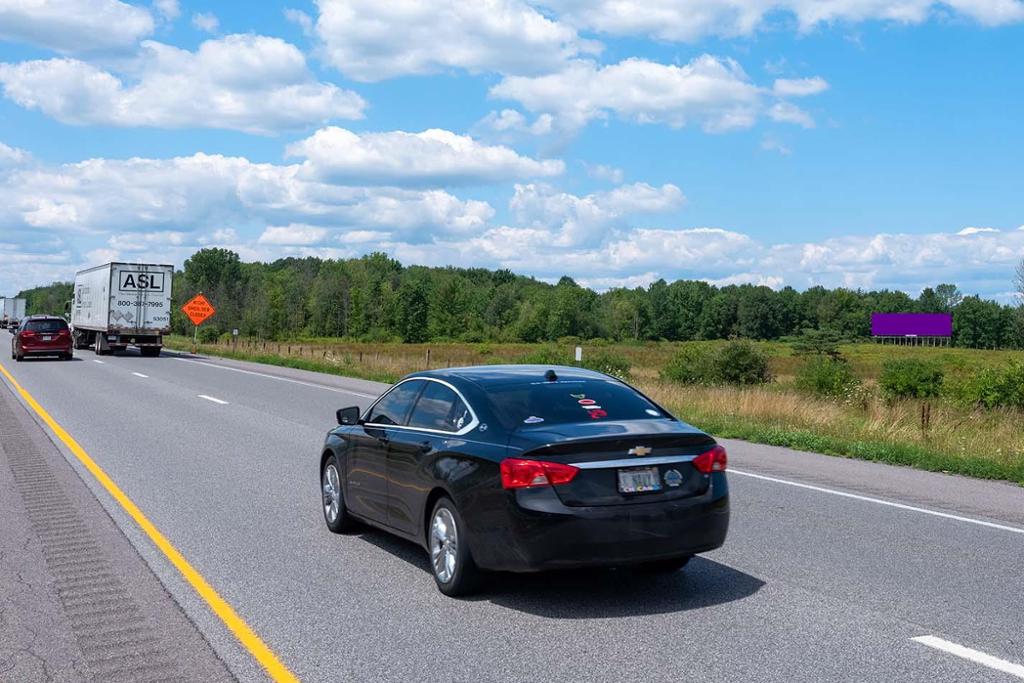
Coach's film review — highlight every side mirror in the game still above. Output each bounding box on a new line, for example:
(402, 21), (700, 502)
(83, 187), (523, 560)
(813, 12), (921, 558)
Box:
(337, 406), (361, 426)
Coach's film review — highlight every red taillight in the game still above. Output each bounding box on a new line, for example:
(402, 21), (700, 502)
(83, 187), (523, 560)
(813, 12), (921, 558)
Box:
(20, 330), (36, 338)
(500, 458), (579, 489)
(692, 445), (728, 474)
(57, 328), (70, 336)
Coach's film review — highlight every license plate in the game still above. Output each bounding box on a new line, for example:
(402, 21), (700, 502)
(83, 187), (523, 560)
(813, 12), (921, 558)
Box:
(41, 335), (52, 341)
(618, 466), (662, 494)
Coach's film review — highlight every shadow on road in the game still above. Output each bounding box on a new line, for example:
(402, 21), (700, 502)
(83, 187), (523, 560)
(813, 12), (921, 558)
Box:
(14, 357), (84, 362)
(356, 527), (764, 617)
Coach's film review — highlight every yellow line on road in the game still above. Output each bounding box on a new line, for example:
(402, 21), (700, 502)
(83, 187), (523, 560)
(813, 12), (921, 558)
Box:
(0, 363), (298, 683)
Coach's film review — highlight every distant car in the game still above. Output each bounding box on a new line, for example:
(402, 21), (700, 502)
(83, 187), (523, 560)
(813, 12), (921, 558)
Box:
(11, 315), (74, 361)
(319, 365), (729, 596)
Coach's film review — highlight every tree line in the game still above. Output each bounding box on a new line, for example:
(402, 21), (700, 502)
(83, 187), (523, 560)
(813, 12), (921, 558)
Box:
(16, 248), (1024, 349)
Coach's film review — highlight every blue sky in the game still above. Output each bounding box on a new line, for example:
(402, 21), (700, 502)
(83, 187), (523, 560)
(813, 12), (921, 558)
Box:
(1, 0), (1022, 300)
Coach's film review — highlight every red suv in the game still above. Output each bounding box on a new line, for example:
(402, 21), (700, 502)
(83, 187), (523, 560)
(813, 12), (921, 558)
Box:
(11, 316), (73, 361)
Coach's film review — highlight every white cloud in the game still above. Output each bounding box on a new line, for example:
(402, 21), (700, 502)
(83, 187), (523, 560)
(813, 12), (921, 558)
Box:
(760, 136), (792, 155)
(313, 0), (596, 81)
(0, 141), (30, 167)
(258, 224), (329, 245)
(510, 182), (685, 246)
(0, 35), (365, 134)
(108, 230), (186, 251)
(768, 101), (816, 128)
(0, 152), (494, 241)
(773, 76), (829, 97)
(284, 8), (314, 35)
(491, 56), (819, 133)
(584, 163), (625, 183)
(192, 11), (219, 33)
(154, 0), (179, 21)
(0, 0), (154, 52)
(286, 127), (564, 186)
(473, 109), (556, 142)
(2, 145), (1021, 302)
(706, 272), (787, 288)
(540, 0), (1024, 42)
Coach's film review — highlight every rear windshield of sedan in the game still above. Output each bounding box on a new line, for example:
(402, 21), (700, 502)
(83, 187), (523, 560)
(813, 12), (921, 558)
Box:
(484, 379), (668, 429)
(24, 319), (68, 333)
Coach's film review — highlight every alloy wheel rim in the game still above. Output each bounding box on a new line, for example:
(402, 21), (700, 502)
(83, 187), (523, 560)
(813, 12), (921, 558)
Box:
(430, 508), (458, 583)
(323, 465), (340, 523)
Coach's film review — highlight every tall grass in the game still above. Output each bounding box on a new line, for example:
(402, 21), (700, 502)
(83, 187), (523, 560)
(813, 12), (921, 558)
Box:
(166, 336), (1024, 485)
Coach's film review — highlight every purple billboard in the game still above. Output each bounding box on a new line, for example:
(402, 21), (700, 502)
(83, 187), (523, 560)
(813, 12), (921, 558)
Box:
(871, 313), (952, 337)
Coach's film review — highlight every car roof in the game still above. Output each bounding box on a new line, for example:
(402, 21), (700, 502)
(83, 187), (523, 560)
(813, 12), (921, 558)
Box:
(408, 364), (613, 387)
(24, 315), (64, 320)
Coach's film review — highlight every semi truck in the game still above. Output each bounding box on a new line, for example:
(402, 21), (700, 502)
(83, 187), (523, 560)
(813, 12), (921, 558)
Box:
(1, 297), (27, 329)
(70, 263), (174, 356)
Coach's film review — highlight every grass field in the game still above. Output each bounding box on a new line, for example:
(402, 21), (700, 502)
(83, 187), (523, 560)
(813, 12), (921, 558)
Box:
(165, 335), (1024, 486)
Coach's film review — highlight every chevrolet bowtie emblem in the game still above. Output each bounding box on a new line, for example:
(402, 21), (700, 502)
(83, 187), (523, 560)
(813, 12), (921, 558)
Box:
(628, 446), (652, 456)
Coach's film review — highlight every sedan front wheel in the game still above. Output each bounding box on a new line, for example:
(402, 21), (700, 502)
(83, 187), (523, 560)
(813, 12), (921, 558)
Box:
(321, 455), (356, 533)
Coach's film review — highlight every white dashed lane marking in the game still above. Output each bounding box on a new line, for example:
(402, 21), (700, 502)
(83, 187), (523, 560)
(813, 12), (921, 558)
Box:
(197, 395), (228, 405)
(174, 357), (377, 399)
(911, 636), (1024, 679)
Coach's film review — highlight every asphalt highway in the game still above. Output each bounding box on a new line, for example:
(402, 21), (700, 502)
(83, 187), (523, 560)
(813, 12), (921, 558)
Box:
(2, 347), (1023, 682)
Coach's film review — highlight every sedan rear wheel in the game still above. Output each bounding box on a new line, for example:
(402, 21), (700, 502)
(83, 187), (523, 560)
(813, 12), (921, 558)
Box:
(321, 455), (355, 533)
(429, 498), (479, 597)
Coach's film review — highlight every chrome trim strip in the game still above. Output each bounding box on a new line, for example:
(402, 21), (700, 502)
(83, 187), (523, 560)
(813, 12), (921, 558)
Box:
(363, 376), (480, 436)
(569, 455), (698, 469)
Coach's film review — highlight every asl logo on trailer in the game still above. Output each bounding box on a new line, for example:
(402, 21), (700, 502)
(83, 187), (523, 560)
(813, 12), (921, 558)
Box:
(119, 271), (165, 292)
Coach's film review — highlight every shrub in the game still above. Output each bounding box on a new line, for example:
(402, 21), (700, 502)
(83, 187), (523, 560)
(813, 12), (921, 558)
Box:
(661, 340), (771, 386)
(519, 345), (565, 366)
(879, 358), (944, 399)
(796, 357), (861, 398)
(198, 326), (221, 343)
(661, 345), (716, 384)
(947, 361), (1024, 409)
(715, 339), (773, 385)
(582, 350), (631, 378)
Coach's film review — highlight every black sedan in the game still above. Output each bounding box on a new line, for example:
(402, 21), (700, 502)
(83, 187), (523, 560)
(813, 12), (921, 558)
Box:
(319, 365), (729, 596)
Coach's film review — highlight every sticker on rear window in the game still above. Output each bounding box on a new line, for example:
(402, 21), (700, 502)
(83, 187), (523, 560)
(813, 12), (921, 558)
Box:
(573, 394), (608, 420)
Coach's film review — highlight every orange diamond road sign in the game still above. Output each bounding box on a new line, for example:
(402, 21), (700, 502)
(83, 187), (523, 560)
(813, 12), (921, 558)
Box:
(182, 293), (216, 326)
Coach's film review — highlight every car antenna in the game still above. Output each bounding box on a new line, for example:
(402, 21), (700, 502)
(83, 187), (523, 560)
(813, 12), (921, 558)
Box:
(544, 369), (558, 382)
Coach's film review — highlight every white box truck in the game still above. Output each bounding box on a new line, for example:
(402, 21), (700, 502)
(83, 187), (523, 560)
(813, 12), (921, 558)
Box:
(71, 263), (174, 356)
(1, 297), (27, 329)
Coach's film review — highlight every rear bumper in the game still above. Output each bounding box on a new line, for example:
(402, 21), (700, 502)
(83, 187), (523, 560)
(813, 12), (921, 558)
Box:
(467, 473), (730, 572)
(18, 343), (72, 356)
(106, 333), (163, 346)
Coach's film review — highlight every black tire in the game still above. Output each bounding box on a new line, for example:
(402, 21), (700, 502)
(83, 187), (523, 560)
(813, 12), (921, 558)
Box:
(321, 455), (356, 533)
(63, 352), (73, 361)
(140, 347), (161, 357)
(428, 497), (480, 597)
(636, 555), (693, 574)
(14, 352), (23, 362)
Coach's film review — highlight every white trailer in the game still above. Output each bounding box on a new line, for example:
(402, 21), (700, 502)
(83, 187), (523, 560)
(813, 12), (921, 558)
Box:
(1, 297), (26, 329)
(71, 263), (174, 356)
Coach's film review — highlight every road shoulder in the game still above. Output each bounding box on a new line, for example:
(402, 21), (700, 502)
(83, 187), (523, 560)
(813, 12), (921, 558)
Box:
(0, 377), (236, 682)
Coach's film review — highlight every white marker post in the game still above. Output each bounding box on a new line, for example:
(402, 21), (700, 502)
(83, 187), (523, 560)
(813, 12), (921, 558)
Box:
(575, 346), (583, 365)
